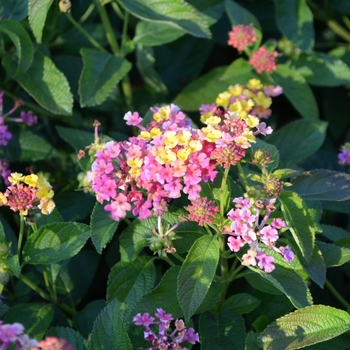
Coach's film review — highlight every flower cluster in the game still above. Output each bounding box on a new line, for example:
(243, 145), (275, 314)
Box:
(185, 197), (219, 226)
(0, 173), (55, 216)
(225, 197), (294, 273)
(249, 47), (278, 74)
(0, 321), (38, 349)
(338, 143), (350, 166)
(133, 308), (199, 349)
(228, 24), (257, 51)
(31, 337), (74, 350)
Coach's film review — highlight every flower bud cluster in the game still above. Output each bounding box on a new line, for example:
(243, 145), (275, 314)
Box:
(0, 173), (55, 216)
(133, 308), (199, 349)
(225, 197), (294, 273)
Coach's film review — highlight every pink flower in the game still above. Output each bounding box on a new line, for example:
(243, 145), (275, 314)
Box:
(228, 25), (257, 51)
(123, 111), (143, 126)
(104, 193), (131, 221)
(249, 47), (278, 74)
(185, 197), (219, 226)
(227, 236), (244, 252)
(256, 252), (275, 273)
(264, 85), (283, 97)
(133, 312), (155, 327)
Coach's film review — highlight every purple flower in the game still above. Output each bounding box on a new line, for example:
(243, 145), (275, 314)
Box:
(133, 313), (155, 327)
(256, 252), (275, 273)
(280, 245), (295, 263)
(338, 148), (350, 166)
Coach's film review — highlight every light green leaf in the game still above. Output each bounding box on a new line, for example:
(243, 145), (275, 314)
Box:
(22, 222), (90, 265)
(290, 170), (350, 201)
(219, 57), (256, 81)
(117, 0), (211, 38)
(225, 0), (262, 49)
(90, 202), (119, 254)
(279, 191), (316, 264)
(79, 48), (131, 107)
(271, 64), (319, 119)
(199, 309), (246, 350)
(3, 51), (73, 115)
(0, 255), (20, 277)
(6, 129), (57, 162)
(259, 305), (350, 349)
(293, 52), (350, 86)
(89, 299), (132, 350)
(273, 0), (314, 51)
(47, 327), (88, 350)
(28, 0), (54, 43)
(265, 120), (327, 166)
(0, 0), (28, 21)
(0, 20), (33, 73)
(177, 235), (219, 321)
(3, 303), (53, 339)
(107, 257), (156, 310)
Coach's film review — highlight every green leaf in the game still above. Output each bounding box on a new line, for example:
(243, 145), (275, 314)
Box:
(199, 309), (246, 350)
(303, 246), (326, 288)
(265, 120), (327, 166)
(222, 293), (261, 314)
(317, 241), (350, 268)
(0, 20), (34, 73)
(89, 299), (132, 350)
(219, 57), (256, 82)
(225, 0), (262, 49)
(279, 191), (316, 264)
(271, 64), (319, 119)
(28, 0), (54, 43)
(73, 300), (106, 338)
(290, 170), (350, 201)
(107, 257), (156, 312)
(128, 266), (182, 322)
(0, 255), (20, 277)
(90, 202), (119, 254)
(177, 235), (220, 321)
(22, 222), (90, 265)
(47, 327), (88, 350)
(3, 51), (73, 115)
(6, 128), (57, 162)
(293, 52), (350, 86)
(0, 221), (7, 244)
(3, 303), (54, 339)
(321, 224), (350, 242)
(135, 45), (168, 93)
(79, 49), (131, 107)
(259, 305), (350, 349)
(247, 265), (313, 309)
(0, 0), (28, 21)
(117, 0), (211, 38)
(273, 0), (314, 51)
(134, 21), (185, 46)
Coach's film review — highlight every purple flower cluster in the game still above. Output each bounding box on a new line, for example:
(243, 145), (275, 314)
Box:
(225, 197), (294, 273)
(133, 308), (199, 350)
(338, 143), (350, 166)
(0, 321), (38, 349)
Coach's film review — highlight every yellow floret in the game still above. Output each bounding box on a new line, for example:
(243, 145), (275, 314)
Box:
(202, 127), (222, 142)
(215, 91), (231, 108)
(177, 147), (191, 161)
(139, 131), (151, 141)
(177, 130), (191, 145)
(37, 177), (54, 199)
(127, 157), (143, 168)
(163, 131), (178, 148)
(150, 127), (162, 138)
(154, 106), (170, 122)
(247, 78), (263, 90)
(24, 174), (38, 187)
(229, 84), (243, 96)
(189, 140), (203, 152)
(253, 91), (272, 108)
(8, 172), (24, 185)
(243, 114), (260, 128)
(205, 116), (221, 126)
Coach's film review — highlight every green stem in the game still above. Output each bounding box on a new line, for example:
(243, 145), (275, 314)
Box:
(325, 279), (350, 310)
(112, 2), (125, 19)
(124, 217), (132, 225)
(95, 0), (120, 55)
(120, 11), (130, 56)
(159, 254), (175, 267)
(79, 3), (95, 23)
(236, 163), (249, 191)
(66, 13), (107, 51)
(17, 216), (25, 263)
(216, 234), (229, 310)
(203, 222), (214, 235)
(172, 252), (185, 263)
(220, 168), (229, 219)
(43, 266), (56, 302)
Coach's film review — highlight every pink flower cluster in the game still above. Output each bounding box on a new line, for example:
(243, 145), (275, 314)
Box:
(225, 197), (294, 273)
(31, 337), (73, 350)
(228, 24), (257, 51)
(185, 197), (219, 226)
(338, 143), (350, 166)
(133, 308), (199, 349)
(249, 47), (278, 74)
(0, 321), (38, 349)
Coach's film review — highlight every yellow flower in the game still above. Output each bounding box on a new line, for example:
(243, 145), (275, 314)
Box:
(163, 131), (178, 148)
(177, 130), (191, 146)
(139, 131), (151, 141)
(177, 147), (191, 161)
(202, 127), (222, 142)
(189, 140), (203, 152)
(215, 91), (231, 108)
(247, 78), (263, 90)
(37, 177), (54, 199)
(243, 114), (260, 128)
(156, 148), (176, 164)
(200, 112), (213, 124)
(127, 157), (143, 168)
(24, 174), (38, 187)
(228, 84), (243, 96)
(205, 116), (221, 126)
(8, 173), (24, 185)
(253, 91), (272, 108)
(150, 127), (162, 138)
(154, 106), (170, 122)
(0, 193), (7, 206)
(39, 199), (56, 215)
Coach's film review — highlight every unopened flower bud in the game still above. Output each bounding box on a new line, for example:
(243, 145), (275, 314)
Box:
(59, 0), (71, 13)
(263, 177), (284, 197)
(252, 149), (272, 167)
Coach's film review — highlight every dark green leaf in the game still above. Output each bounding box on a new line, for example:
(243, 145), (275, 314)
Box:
(28, 0), (54, 43)
(22, 222), (90, 265)
(273, 0), (314, 51)
(271, 64), (319, 119)
(3, 303), (54, 339)
(0, 20), (33, 73)
(3, 51), (73, 115)
(303, 246), (326, 288)
(317, 241), (350, 268)
(0, 255), (20, 277)
(79, 49), (131, 107)
(259, 305), (350, 350)
(222, 293), (261, 314)
(265, 120), (327, 166)
(321, 224), (350, 242)
(0, 0), (28, 21)
(177, 235), (219, 321)
(90, 201), (119, 254)
(279, 191), (316, 264)
(199, 309), (245, 350)
(219, 57), (256, 82)
(89, 299), (132, 350)
(290, 170), (350, 201)
(117, 0), (211, 38)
